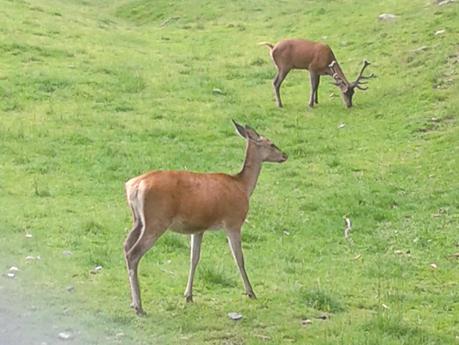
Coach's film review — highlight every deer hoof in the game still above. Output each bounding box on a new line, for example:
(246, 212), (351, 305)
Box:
(185, 295), (193, 303)
(135, 307), (147, 316)
(247, 291), (257, 299)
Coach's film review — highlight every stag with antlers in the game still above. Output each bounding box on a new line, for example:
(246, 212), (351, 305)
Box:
(261, 39), (375, 108)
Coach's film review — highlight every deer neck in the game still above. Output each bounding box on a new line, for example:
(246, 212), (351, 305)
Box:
(332, 61), (351, 85)
(237, 141), (263, 197)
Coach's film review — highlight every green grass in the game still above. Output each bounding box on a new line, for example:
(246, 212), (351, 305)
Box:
(0, 0), (458, 344)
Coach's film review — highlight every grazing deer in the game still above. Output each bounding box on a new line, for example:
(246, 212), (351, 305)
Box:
(260, 39), (374, 108)
(123, 121), (288, 315)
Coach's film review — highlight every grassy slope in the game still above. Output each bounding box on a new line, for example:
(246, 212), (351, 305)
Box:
(0, 0), (458, 344)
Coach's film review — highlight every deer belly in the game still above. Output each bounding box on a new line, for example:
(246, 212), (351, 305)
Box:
(169, 217), (223, 234)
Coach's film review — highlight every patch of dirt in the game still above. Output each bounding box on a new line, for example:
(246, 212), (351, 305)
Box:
(0, 287), (83, 345)
(434, 50), (459, 89)
(415, 115), (456, 133)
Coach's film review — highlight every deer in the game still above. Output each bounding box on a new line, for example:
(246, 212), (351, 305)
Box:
(260, 39), (375, 108)
(123, 120), (288, 315)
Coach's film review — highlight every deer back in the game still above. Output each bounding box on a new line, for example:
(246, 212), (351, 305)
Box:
(127, 171), (249, 233)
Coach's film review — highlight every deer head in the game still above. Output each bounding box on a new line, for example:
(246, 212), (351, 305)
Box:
(329, 60), (375, 108)
(233, 120), (288, 163)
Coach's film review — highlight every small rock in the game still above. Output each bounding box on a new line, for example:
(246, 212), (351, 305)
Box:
(316, 313), (329, 320)
(25, 255), (40, 261)
(430, 263), (438, 269)
(283, 230), (290, 236)
(62, 250), (73, 257)
(434, 29), (446, 36)
(58, 331), (73, 340)
(338, 123), (346, 129)
(8, 266), (19, 272)
(228, 312), (243, 321)
(66, 285), (75, 292)
(438, 0), (455, 6)
(90, 265), (103, 274)
(301, 319), (312, 326)
(115, 332), (125, 338)
(7, 272), (16, 278)
(382, 303), (390, 309)
(378, 13), (397, 21)
(212, 88), (224, 95)
(353, 254), (362, 260)
(25, 233), (33, 238)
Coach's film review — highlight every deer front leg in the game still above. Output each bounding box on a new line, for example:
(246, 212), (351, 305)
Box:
(309, 72), (320, 107)
(184, 233), (203, 303)
(226, 229), (256, 299)
(315, 75), (320, 104)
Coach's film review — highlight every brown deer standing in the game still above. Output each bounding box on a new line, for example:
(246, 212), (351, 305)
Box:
(260, 39), (374, 108)
(123, 121), (288, 315)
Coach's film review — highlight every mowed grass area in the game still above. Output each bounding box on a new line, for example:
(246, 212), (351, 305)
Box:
(0, 0), (458, 344)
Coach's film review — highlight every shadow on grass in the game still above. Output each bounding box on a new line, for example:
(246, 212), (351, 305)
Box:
(299, 287), (345, 313)
(200, 265), (237, 288)
(361, 314), (452, 345)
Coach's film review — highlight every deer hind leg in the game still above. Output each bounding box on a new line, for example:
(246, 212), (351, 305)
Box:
(124, 206), (142, 254)
(226, 229), (256, 299)
(184, 232), (203, 303)
(125, 224), (165, 316)
(309, 72), (320, 107)
(273, 68), (289, 108)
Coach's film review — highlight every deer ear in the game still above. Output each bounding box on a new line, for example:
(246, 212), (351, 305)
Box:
(232, 120), (247, 138)
(244, 125), (260, 141)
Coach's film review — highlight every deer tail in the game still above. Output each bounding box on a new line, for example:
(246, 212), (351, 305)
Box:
(258, 42), (274, 50)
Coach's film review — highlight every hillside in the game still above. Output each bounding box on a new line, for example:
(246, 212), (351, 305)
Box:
(0, 0), (458, 344)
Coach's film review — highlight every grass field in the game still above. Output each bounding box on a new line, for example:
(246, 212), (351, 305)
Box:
(0, 0), (458, 344)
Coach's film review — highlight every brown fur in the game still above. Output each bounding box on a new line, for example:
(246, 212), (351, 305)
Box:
(262, 39), (372, 108)
(123, 122), (288, 315)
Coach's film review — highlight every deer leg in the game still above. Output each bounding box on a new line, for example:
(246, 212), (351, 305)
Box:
(184, 233), (203, 303)
(273, 68), (289, 108)
(315, 75), (320, 104)
(226, 229), (256, 299)
(309, 72), (320, 107)
(125, 227), (164, 316)
(124, 214), (142, 254)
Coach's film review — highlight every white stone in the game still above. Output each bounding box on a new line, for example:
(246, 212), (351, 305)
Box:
(378, 13), (397, 21)
(58, 331), (73, 340)
(438, 0), (455, 6)
(228, 312), (243, 320)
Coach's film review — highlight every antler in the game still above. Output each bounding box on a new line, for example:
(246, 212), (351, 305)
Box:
(351, 60), (375, 90)
(328, 61), (347, 87)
